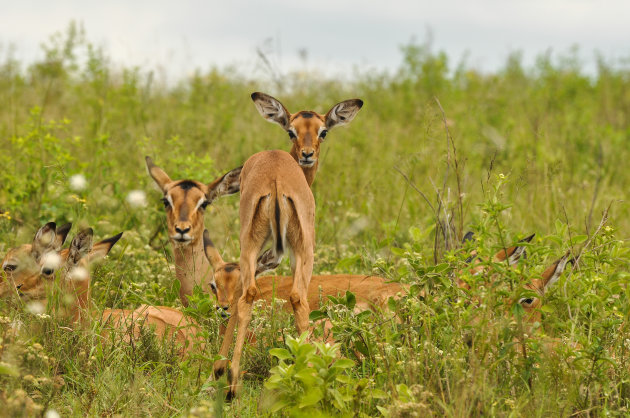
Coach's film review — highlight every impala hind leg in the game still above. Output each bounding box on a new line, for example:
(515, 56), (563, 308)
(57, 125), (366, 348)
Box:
(289, 251), (313, 335)
(226, 251), (258, 400)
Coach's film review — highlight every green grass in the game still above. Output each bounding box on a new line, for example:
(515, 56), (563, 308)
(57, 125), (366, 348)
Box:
(1, 25), (630, 416)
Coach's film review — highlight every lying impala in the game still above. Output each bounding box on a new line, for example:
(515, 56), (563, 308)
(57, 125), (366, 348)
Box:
(1, 223), (203, 355)
(202, 229), (407, 318)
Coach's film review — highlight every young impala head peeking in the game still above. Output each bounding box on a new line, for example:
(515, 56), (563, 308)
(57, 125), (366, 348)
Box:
(1, 222), (71, 298)
(457, 233), (535, 290)
(251, 92), (363, 184)
(518, 252), (574, 323)
(146, 156), (242, 246)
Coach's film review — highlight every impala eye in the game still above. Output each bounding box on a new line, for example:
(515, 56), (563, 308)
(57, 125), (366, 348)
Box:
(319, 129), (328, 139)
(287, 130), (296, 140)
(161, 197), (170, 208)
(519, 297), (534, 306)
(200, 201), (210, 210)
(3, 264), (17, 272)
(210, 282), (217, 293)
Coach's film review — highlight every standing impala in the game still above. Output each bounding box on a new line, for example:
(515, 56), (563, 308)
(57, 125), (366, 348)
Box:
(210, 94), (363, 399)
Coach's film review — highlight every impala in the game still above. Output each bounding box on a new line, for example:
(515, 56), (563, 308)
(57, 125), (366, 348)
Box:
(201, 229), (407, 318)
(146, 156), (242, 306)
(211, 94), (363, 399)
(1, 223), (203, 355)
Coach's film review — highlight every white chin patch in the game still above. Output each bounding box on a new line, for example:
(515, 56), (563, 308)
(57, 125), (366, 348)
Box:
(41, 252), (62, 270)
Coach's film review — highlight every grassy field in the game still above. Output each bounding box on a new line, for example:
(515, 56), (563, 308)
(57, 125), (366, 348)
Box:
(1, 25), (630, 416)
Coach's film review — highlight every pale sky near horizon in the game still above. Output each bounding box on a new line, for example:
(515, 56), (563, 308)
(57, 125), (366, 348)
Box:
(1, 0), (629, 82)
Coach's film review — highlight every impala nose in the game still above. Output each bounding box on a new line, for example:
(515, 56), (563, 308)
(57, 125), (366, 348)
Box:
(301, 150), (314, 159)
(216, 305), (230, 318)
(175, 226), (191, 235)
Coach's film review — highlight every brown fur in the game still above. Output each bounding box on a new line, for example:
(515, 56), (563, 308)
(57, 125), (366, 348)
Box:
(251, 92), (363, 186)
(145, 156), (241, 306)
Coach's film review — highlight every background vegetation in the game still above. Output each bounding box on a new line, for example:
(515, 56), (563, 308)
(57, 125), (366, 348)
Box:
(1, 24), (629, 416)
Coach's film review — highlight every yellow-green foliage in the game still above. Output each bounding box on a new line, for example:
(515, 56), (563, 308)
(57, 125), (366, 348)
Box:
(1, 26), (630, 416)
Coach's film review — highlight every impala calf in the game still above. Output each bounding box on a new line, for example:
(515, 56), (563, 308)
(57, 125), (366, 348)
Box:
(251, 92), (363, 186)
(202, 229), (409, 318)
(146, 156), (242, 306)
(2, 223), (203, 355)
(1, 222), (72, 300)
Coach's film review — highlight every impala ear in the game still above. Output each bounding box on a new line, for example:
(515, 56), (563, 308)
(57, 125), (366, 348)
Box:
(493, 233), (535, 265)
(542, 252), (573, 290)
(54, 223), (73, 250)
(89, 232), (123, 261)
(145, 156), (172, 192)
(32, 222), (57, 262)
(207, 166), (242, 203)
(325, 99), (363, 130)
(203, 229), (225, 270)
(68, 228), (94, 265)
(251, 92), (291, 130)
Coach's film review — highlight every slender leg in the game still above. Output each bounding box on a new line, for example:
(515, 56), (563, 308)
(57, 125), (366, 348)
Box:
(289, 249), (313, 335)
(213, 302), (238, 378)
(226, 250), (258, 400)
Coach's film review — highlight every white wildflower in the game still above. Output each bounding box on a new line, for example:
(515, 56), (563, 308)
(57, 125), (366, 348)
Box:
(26, 301), (45, 314)
(41, 252), (62, 271)
(69, 174), (87, 191)
(126, 190), (147, 208)
(67, 266), (89, 281)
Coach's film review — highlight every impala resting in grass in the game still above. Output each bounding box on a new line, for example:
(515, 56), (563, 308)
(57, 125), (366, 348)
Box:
(1, 223), (203, 356)
(201, 229), (408, 318)
(456, 233), (535, 290)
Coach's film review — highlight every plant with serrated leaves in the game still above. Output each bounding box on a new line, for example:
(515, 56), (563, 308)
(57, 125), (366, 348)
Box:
(263, 333), (356, 416)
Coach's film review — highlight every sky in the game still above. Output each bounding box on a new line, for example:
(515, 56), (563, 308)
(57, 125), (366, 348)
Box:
(1, 0), (629, 81)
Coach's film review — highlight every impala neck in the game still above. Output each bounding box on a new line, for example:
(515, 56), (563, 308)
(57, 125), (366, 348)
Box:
(289, 148), (318, 187)
(172, 237), (212, 306)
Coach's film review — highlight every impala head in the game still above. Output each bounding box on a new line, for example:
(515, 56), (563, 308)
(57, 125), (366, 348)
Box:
(251, 92), (363, 170)
(1, 222), (71, 298)
(202, 230), (238, 318)
(146, 156), (242, 246)
(518, 252), (574, 322)
(458, 233), (535, 289)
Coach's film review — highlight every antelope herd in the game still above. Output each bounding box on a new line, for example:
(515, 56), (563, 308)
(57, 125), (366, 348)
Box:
(0, 92), (577, 400)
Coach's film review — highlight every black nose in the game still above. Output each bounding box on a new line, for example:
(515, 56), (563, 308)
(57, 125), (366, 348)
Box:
(301, 150), (314, 158)
(175, 226), (190, 234)
(42, 268), (54, 275)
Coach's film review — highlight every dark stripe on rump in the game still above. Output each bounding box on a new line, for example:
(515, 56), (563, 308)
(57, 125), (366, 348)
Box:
(275, 195), (283, 253)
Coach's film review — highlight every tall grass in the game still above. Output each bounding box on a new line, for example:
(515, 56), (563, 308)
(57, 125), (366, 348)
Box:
(1, 24), (629, 416)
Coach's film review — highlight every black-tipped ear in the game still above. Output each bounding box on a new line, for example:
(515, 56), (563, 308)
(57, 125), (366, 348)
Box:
(32, 222), (57, 261)
(68, 228), (94, 265)
(520, 233), (535, 243)
(146, 156), (172, 192)
(462, 231), (475, 243)
(325, 99), (363, 130)
(543, 252), (573, 290)
(54, 223), (73, 249)
(251, 92), (291, 130)
(89, 232), (123, 261)
(207, 166), (242, 203)
(203, 229), (225, 269)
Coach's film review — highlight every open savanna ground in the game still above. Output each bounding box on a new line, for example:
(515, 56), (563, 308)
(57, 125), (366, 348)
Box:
(1, 27), (630, 416)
